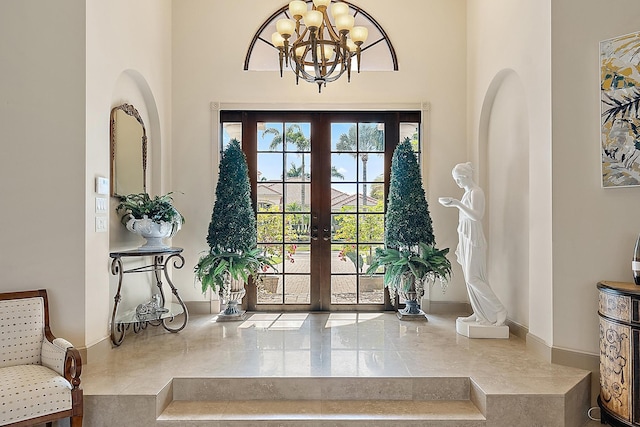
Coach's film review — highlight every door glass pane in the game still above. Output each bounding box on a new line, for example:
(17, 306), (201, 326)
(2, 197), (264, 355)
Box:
(257, 121), (311, 307)
(282, 243), (310, 274)
(285, 213), (311, 243)
(257, 274), (282, 303)
(361, 244), (383, 271)
(359, 275), (384, 303)
(358, 153), (384, 183)
(400, 122), (420, 152)
(331, 275), (356, 304)
(358, 214), (384, 243)
(358, 123), (384, 152)
(284, 183), (311, 211)
(222, 122), (242, 150)
(331, 120), (386, 306)
(333, 244), (359, 274)
(331, 123), (357, 151)
(258, 183), (283, 212)
(285, 123), (311, 152)
(258, 244), (281, 274)
(259, 122), (284, 151)
(257, 213), (283, 242)
(285, 275), (310, 304)
(332, 213), (356, 242)
(359, 183), (384, 212)
(285, 153), (311, 181)
(258, 153), (283, 181)
(331, 183), (358, 212)
(331, 153), (357, 182)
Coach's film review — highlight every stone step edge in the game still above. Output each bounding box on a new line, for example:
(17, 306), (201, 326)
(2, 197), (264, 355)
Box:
(171, 376), (473, 402)
(158, 399), (485, 422)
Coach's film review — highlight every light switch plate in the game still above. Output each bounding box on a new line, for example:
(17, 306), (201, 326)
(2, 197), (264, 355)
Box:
(95, 197), (108, 213)
(95, 216), (108, 232)
(96, 177), (109, 195)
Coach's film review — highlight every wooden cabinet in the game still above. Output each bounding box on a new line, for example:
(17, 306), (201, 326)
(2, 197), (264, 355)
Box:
(598, 281), (640, 427)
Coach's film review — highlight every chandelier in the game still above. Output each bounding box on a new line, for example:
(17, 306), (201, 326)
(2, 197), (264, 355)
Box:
(271, 0), (368, 93)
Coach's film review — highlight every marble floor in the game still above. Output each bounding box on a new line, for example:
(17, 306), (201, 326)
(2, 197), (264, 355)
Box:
(81, 311), (601, 426)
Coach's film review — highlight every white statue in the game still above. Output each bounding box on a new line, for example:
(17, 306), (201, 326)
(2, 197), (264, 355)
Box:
(439, 162), (507, 328)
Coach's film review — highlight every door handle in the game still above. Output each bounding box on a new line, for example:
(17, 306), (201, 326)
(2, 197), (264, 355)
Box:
(311, 225), (319, 241)
(322, 226), (331, 241)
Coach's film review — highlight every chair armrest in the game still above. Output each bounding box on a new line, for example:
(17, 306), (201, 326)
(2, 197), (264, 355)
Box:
(64, 346), (82, 390)
(41, 337), (82, 390)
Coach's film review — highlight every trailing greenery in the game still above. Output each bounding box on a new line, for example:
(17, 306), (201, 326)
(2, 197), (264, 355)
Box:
(116, 192), (184, 225)
(366, 243), (452, 301)
(195, 247), (275, 293)
(196, 139), (275, 293)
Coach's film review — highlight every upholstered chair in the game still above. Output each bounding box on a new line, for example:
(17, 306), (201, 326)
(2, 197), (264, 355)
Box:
(0, 289), (83, 427)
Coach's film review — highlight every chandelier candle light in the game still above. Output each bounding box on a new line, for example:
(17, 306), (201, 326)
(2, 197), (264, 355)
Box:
(272, 0), (368, 92)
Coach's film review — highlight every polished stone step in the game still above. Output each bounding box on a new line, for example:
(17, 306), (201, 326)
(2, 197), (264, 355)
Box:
(156, 376), (483, 426)
(170, 376), (473, 401)
(157, 399), (485, 426)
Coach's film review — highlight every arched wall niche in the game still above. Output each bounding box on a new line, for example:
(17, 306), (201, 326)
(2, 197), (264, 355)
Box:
(109, 69), (163, 312)
(478, 69), (531, 328)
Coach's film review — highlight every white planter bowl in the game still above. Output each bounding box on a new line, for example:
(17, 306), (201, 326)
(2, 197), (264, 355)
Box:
(125, 215), (181, 250)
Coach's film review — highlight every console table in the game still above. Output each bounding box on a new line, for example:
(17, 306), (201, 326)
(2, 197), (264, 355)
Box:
(597, 281), (640, 427)
(109, 247), (189, 346)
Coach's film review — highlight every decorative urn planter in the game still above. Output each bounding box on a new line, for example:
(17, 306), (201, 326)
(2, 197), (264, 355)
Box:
(396, 274), (427, 319)
(217, 274), (247, 321)
(125, 215), (181, 250)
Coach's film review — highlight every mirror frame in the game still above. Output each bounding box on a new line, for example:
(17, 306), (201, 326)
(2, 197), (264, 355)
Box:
(110, 103), (148, 196)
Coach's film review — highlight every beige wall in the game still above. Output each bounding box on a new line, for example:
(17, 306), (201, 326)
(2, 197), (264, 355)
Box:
(0, 0), (87, 346)
(170, 0), (470, 305)
(469, 0), (640, 356)
(551, 0), (640, 354)
(86, 0), (172, 348)
(0, 0), (172, 349)
(467, 0), (552, 344)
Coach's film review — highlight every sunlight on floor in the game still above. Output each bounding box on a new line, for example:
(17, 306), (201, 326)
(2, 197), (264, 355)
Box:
(325, 312), (384, 327)
(237, 313), (310, 330)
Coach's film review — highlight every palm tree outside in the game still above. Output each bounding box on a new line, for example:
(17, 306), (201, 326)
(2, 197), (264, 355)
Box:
(262, 124), (310, 208)
(336, 123), (384, 205)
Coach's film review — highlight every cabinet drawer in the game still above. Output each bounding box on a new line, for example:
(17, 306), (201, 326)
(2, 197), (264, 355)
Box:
(600, 290), (632, 322)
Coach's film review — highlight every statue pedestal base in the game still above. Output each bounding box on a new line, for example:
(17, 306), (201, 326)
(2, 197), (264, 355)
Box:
(456, 318), (509, 339)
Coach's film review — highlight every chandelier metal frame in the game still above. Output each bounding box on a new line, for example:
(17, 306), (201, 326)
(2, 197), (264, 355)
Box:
(244, 0), (398, 93)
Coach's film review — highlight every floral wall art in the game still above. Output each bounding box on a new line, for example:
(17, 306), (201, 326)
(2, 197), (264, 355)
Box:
(600, 31), (640, 187)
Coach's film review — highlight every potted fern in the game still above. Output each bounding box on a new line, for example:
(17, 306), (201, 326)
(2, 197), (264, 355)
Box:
(194, 139), (274, 320)
(366, 138), (452, 319)
(116, 192), (184, 249)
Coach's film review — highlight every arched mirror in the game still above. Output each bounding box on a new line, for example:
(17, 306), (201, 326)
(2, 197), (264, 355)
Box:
(110, 103), (147, 196)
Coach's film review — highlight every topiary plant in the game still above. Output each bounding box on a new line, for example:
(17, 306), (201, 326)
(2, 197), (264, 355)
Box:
(367, 137), (451, 317)
(206, 139), (257, 252)
(384, 138), (434, 248)
(195, 139), (274, 304)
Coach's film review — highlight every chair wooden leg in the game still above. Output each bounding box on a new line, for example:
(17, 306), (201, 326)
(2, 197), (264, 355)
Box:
(70, 415), (83, 427)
